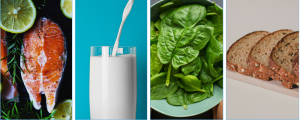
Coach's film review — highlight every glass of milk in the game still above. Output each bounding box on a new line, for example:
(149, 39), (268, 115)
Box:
(89, 46), (137, 119)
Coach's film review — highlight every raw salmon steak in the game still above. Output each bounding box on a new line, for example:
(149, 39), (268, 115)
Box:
(1, 29), (19, 100)
(21, 18), (66, 113)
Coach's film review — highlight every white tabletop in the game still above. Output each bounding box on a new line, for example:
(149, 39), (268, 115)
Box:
(227, 78), (298, 119)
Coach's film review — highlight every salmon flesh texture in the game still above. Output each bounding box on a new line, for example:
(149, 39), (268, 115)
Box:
(1, 29), (19, 100)
(21, 18), (66, 113)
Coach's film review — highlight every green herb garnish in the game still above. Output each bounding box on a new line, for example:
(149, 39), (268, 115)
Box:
(2, 34), (29, 85)
(1, 96), (55, 119)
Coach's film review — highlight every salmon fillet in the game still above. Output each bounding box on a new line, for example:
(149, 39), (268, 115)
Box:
(21, 18), (66, 113)
(1, 29), (19, 100)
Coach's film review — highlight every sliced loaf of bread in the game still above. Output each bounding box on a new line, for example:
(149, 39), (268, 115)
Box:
(227, 31), (270, 79)
(293, 51), (299, 84)
(269, 31), (299, 88)
(246, 30), (293, 85)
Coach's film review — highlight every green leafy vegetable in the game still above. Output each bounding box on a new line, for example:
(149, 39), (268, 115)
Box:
(157, 4), (214, 71)
(159, 8), (176, 19)
(197, 56), (213, 83)
(206, 2), (223, 37)
(197, 18), (214, 27)
(181, 56), (202, 76)
(166, 83), (213, 107)
(206, 36), (223, 78)
(203, 75), (223, 86)
(151, 83), (179, 100)
(159, 0), (182, 12)
(151, 72), (167, 87)
(198, 69), (213, 84)
(174, 73), (205, 92)
(218, 79), (223, 88)
(150, 1), (223, 110)
(151, 44), (163, 76)
(151, 21), (157, 42)
(150, 72), (179, 100)
(216, 33), (223, 44)
(155, 19), (161, 31)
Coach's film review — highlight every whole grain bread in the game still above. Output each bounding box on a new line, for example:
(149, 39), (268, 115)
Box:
(227, 31), (270, 80)
(292, 51), (299, 84)
(246, 30), (294, 88)
(269, 31), (299, 88)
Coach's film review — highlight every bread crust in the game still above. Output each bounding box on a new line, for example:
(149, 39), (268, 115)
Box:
(292, 51), (299, 86)
(269, 31), (299, 87)
(227, 31), (270, 80)
(227, 59), (269, 80)
(246, 56), (275, 80)
(247, 30), (293, 82)
(280, 80), (294, 89)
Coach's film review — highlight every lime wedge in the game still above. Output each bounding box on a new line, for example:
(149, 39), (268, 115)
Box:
(61, 0), (72, 19)
(51, 99), (72, 120)
(0, 0), (37, 33)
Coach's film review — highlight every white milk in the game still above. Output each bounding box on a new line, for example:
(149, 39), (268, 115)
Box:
(89, 54), (137, 119)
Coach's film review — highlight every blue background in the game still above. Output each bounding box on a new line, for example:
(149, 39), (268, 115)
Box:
(75, 0), (147, 119)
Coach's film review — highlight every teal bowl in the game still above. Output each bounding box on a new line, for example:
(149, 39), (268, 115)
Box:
(150, 0), (223, 117)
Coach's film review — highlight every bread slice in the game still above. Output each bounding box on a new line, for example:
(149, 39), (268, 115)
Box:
(227, 31), (270, 79)
(269, 31), (299, 88)
(292, 51), (299, 84)
(246, 30), (293, 86)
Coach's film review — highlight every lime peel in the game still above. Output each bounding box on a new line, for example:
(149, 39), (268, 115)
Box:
(51, 99), (72, 120)
(61, 0), (72, 19)
(0, 0), (37, 33)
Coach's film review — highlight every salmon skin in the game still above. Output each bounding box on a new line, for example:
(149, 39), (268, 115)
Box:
(21, 18), (67, 113)
(1, 29), (19, 101)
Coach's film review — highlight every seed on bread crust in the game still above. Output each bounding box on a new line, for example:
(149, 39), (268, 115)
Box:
(228, 30), (299, 89)
(227, 31), (270, 80)
(231, 65), (235, 69)
(252, 73), (256, 77)
(241, 68), (245, 73)
(270, 31), (299, 87)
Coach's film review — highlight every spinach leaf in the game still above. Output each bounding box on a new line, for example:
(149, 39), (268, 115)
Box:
(160, 8), (177, 19)
(151, 72), (179, 100)
(206, 2), (223, 37)
(206, 36), (223, 78)
(151, 72), (167, 87)
(166, 62), (172, 86)
(199, 70), (213, 84)
(151, 2), (223, 109)
(151, 83), (179, 100)
(151, 21), (157, 42)
(215, 64), (223, 75)
(177, 80), (185, 88)
(166, 83), (213, 106)
(155, 19), (161, 31)
(216, 33), (223, 44)
(203, 75), (223, 86)
(218, 79), (223, 88)
(181, 56), (202, 76)
(151, 40), (158, 46)
(174, 74), (205, 92)
(151, 44), (163, 76)
(159, 0), (182, 12)
(165, 62), (180, 86)
(198, 56), (213, 83)
(197, 18), (213, 27)
(157, 4), (214, 70)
